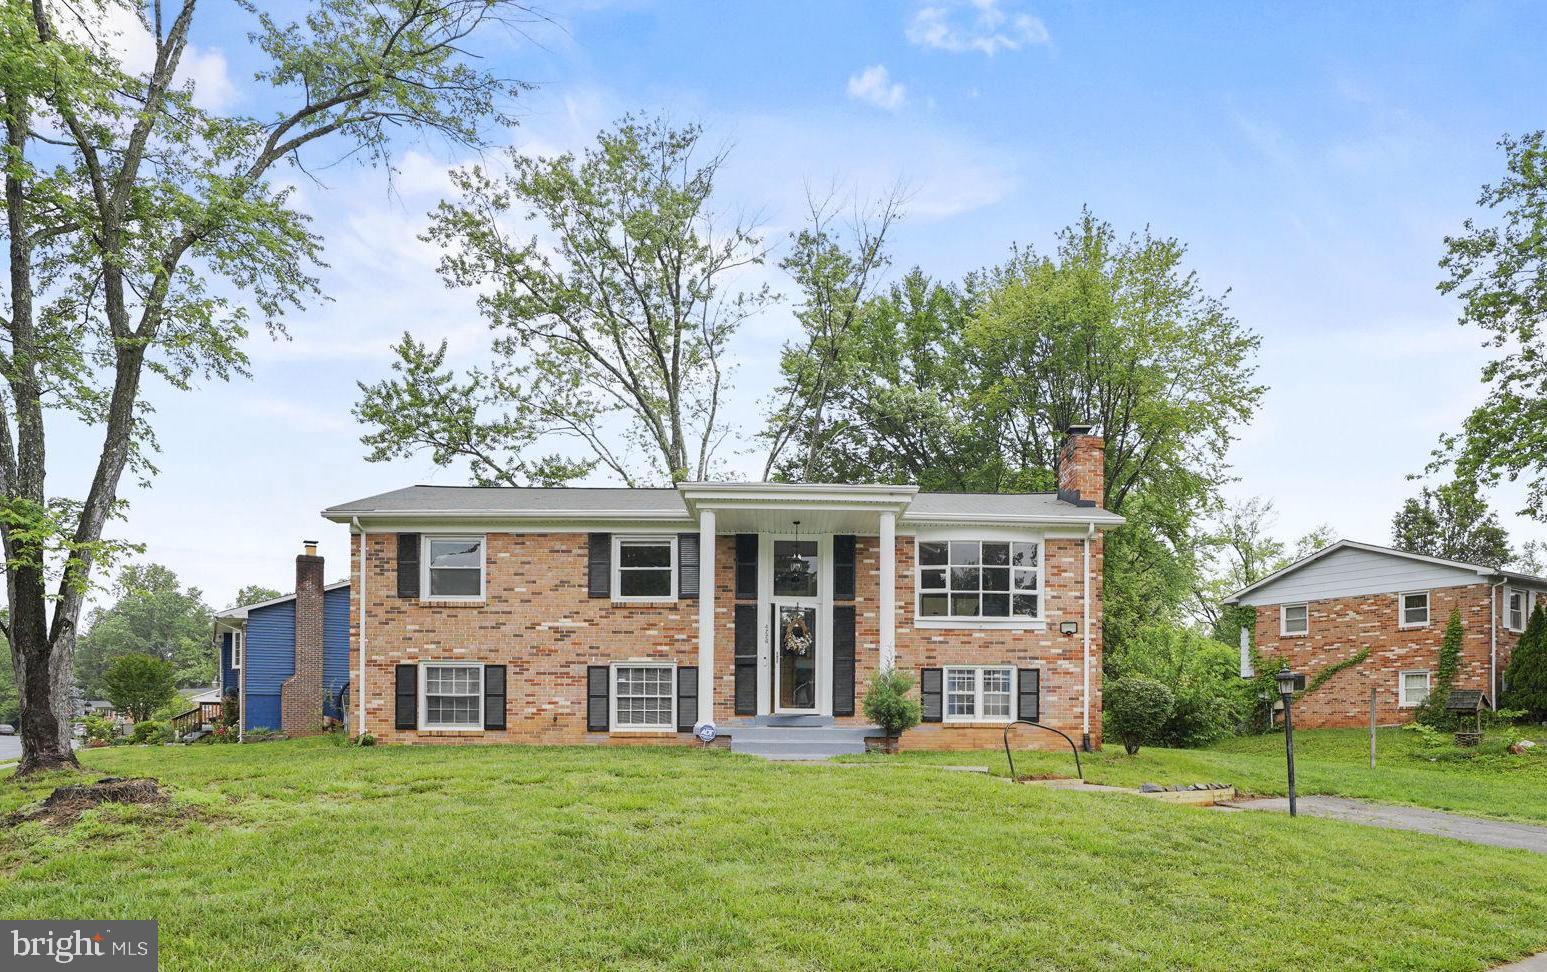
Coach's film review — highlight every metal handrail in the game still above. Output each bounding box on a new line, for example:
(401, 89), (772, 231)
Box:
(1003, 720), (1084, 781)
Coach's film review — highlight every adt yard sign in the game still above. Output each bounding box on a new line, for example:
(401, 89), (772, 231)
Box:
(696, 722), (717, 744)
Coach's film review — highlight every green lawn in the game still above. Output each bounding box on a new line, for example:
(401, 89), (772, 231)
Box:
(3, 738), (1547, 970)
(842, 727), (1547, 824)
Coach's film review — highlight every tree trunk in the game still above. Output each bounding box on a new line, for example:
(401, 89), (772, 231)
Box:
(13, 566), (77, 774)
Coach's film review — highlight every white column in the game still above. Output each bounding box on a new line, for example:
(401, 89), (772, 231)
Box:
(697, 508), (717, 727)
(879, 511), (897, 672)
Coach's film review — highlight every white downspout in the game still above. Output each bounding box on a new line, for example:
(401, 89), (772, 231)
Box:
(353, 517), (368, 738)
(1082, 522), (1093, 752)
(1491, 582), (1498, 708)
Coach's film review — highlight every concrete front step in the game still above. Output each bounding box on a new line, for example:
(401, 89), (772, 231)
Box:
(725, 720), (880, 760)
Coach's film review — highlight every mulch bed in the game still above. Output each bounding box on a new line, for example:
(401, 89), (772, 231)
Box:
(7, 776), (169, 828)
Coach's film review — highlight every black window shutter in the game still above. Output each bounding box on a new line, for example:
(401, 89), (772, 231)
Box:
(1018, 668), (1040, 723)
(735, 534), (759, 600)
(834, 535), (856, 602)
(676, 666), (698, 732)
(588, 533), (611, 598)
(679, 532), (700, 600)
(734, 603), (758, 715)
(483, 665), (507, 730)
(833, 605), (856, 717)
(920, 667), (943, 723)
(396, 533), (420, 599)
(394, 664), (417, 729)
(586, 665), (610, 731)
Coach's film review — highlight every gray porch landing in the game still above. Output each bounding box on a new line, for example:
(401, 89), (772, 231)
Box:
(724, 716), (879, 760)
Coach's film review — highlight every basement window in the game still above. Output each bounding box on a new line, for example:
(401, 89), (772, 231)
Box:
(1399, 670), (1431, 708)
(420, 662), (483, 731)
(611, 664), (675, 730)
(943, 666), (1015, 723)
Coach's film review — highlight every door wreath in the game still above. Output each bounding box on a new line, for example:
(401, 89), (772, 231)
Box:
(782, 612), (813, 656)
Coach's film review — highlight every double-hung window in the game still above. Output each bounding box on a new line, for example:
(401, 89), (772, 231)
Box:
(1399, 670), (1431, 708)
(1399, 591), (1430, 628)
(230, 630), (243, 669)
(612, 664), (675, 730)
(918, 540), (1040, 620)
(420, 663), (483, 730)
(425, 536), (484, 599)
(943, 666), (1015, 722)
(613, 536), (677, 601)
(1508, 589), (1526, 632)
(1281, 603), (1308, 636)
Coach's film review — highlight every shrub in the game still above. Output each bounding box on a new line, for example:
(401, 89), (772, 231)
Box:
(356, 732), (377, 747)
(1105, 676), (1175, 756)
(1506, 604), (1547, 721)
(81, 713), (117, 743)
(130, 720), (172, 745)
(1108, 625), (1252, 746)
(220, 691), (239, 728)
(862, 669), (923, 738)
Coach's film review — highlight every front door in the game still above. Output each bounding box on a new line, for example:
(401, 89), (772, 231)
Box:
(770, 538), (820, 712)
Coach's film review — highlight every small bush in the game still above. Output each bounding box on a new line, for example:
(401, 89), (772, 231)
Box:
(356, 733), (377, 747)
(862, 669), (922, 738)
(129, 720), (172, 745)
(81, 713), (117, 743)
(1105, 676), (1175, 756)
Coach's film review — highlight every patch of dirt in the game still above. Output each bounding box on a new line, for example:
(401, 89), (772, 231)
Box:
(1016, 773), (1077, 782)
(6, 776), (169, 828)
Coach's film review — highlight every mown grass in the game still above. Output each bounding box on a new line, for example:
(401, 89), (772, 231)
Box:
(842, 727), (1547, 824)
(1, 737), (1546, 970)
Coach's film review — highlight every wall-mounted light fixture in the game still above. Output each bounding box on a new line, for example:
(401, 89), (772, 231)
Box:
(1059, 621), (1079, 636)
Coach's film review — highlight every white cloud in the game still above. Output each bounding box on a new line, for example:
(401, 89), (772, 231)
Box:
(847, 65), (908, 111)
(906, 0), (1050, 56)
(63, 2), (237, 111)
(181, 46), (237, 112)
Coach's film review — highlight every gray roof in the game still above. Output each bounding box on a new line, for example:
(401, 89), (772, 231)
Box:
(323, 484), (1121, 525)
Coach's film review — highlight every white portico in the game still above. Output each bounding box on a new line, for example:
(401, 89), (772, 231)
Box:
(677, 483), (916, 725)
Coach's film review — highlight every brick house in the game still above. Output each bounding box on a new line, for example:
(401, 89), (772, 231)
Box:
(316, 427), (1120, 756)
(1223, 540), (1547, 728)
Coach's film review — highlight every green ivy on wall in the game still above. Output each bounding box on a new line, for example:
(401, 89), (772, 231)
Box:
(1306, 648), (1371, 693)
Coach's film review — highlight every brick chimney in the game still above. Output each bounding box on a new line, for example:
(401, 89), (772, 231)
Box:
(280, 540), (325, 736)
(1057, 423), (1105, 508)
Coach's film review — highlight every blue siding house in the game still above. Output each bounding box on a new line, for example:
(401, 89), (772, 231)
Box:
(214, 547), (350, 736)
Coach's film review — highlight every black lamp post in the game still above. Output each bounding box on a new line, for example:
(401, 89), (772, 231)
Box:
(1276, 667), (1303, 817)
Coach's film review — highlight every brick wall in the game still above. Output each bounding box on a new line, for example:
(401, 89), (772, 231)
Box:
(279, 552), (325, 736)
(1251, 583), (1517, 728)
(351, 530), (1104, 750)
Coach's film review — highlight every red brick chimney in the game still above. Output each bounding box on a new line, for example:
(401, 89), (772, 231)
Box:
(280, 540), (325, 736)
(1057, 423), (1105, 508)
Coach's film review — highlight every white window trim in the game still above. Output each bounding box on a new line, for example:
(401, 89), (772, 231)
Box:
(913, 535), (1046, 630)
(420, 534), (487, 602)
(230, 629), (243, 669)
(418, 661), (484, 732)
(941, 665), (1017, 725)
(611, 534), (679, 603)
(1507, 588), (1526, 632)
(609, 661), (677, 732)
(1398, 669), (1431, 709)
(1280, 603), (1309, 636)
(1398, 590), (1431, 629)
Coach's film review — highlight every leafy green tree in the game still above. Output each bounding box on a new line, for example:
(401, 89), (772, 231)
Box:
(357, 116), (773, 486)
(0, 0), (532, 774)
(1432, 132), (1547, 517)
(1104, 676), (1176, 756)
(76, 565), (213, 697)
(230, 586), (283, 610)
(1191, 498), (1334, 644)
(1505, 604), (1547, 721)
(1391, 481), (1511, 568)
(1417, 608), (1466, 727)
(103, 654), (176, 723)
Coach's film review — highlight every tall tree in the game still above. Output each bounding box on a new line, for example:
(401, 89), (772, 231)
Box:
(101, 652), (175, 723)
(1, 0), (533, 774)
(1391, 480), (1512, 568)
(1191, 497), (1334, 644)
(1433, 132), (1547, 515)
(357, 117), (772, 486)
(762, 189), (902, 481)
(76, 564), (213, 697)
(230, 585), (282, 609)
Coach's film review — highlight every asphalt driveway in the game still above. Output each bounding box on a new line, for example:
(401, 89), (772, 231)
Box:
(0, 733), (20, 763)
(1231, 796), (1547, 854)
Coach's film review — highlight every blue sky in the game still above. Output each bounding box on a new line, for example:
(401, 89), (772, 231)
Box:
(75, 0), (1547, 607)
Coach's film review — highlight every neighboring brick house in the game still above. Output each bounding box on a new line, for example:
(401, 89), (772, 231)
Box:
(213, 542), (351, 738)
(318, 427), (1120, 756)
(1223, 540), (1547, 728)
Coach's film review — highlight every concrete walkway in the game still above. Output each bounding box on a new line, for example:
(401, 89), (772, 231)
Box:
(1229, 796), (1547, 854)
